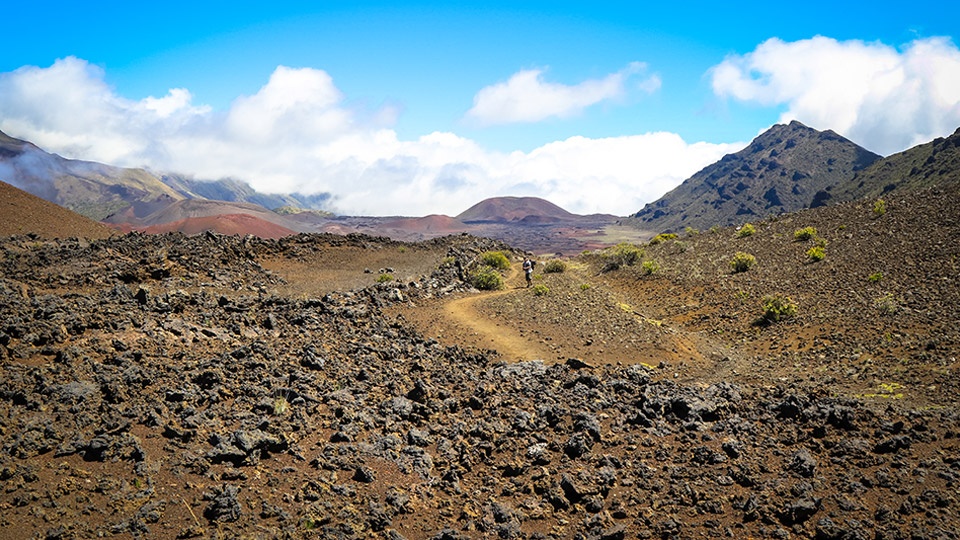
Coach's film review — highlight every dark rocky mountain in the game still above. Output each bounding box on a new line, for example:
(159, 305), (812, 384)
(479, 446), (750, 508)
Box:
(633, 121), (882, 232)
(835, 126), (960, 200)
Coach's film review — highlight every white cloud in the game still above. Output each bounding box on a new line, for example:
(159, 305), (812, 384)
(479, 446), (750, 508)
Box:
(0, 57), (737, 217)
(711, 36), (960, 155)
(465, 62), (660, 125)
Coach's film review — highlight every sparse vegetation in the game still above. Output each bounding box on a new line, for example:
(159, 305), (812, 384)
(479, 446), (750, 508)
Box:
(875, 293), (898, 314)
(873, 199), (887, 217)
(868, 272), (883, 283)
(600, 242), (643, 271)
(471, 267), (503, 290)
(649, 233), (678, 245)
(730, 251), (756, 273)
(760, 294), (798, 323)
(480, 251), (510, 270)
(794, 226), (817, 241)
(377, 273), (394, 283)
(543, 259), (567, 274)
(806, 246), (825, 262)
(580, 283), (591, 291)
(737, 223), (756, 237)
(532, 284), (549, 296)
(273, 396), (289, 415)
(684, 226), (699, 236)
(641, 260), (659, 275)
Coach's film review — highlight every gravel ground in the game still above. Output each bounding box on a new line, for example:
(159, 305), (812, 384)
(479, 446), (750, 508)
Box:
(0, 185), (958, 539)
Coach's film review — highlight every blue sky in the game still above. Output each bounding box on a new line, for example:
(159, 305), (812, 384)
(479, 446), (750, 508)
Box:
(2, 1), (959, 215)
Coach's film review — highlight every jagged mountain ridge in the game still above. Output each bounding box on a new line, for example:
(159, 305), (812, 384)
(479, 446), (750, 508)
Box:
(633, 121), (882, 232)
(836, 126), (960, 200)
(159, 174), (331, 213)
(0, 130), (184, 221)
(0, 130), (332, 222)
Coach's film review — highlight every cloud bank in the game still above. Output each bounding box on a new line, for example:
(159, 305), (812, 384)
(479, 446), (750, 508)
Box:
(0, 57), (732, 216)
(465, 62), (660, 125)
(5, 36), (955, 218)
(711, 36), (960, 155)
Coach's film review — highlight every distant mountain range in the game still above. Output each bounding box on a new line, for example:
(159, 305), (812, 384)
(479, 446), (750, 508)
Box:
(0, 129), (330, 222)
(632, 121), (960, 232)
(3, 123), (959, 245)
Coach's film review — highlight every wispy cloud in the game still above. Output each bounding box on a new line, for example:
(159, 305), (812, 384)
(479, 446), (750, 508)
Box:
(464, 62), (660, 126)
(0, 57), (735, 216)
(711, 36), (960, 155)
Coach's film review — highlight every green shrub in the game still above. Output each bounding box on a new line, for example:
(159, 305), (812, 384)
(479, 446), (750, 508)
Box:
(737, 223), (756, 238)
(543, 259), (567, 273)
(873, 293), (900, 315)
(806, 246), (825, 262)
(601, 242), (643, 271)
(377, 273), (394, 283)
(580, 283), (591, 291)
(532, 284), (549, 296)
(794, 227), (817, 241)
(684, 226), (699, 236)
(649, 233), (678, 245)
(730, 251), (756, 273)
(875, 293), (898, 314)
(641, 260), (659, 275)
(868, 272), (883, 283)
(873, 199), (886, 217)
(471, 267), (504, 290)
(273, 396), (289, 415)
(709, 225), (721, 234)
(761, 294), (798, 323)
(480, 251), (510, 270)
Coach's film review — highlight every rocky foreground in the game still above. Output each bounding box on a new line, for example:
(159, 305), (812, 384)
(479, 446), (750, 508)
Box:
(1, 229), (958, 539)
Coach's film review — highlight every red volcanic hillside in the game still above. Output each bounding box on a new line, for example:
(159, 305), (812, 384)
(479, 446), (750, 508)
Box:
(381, 214), (471, 234)
(140, 214), (296, 239)
(456, 196), (579, 223)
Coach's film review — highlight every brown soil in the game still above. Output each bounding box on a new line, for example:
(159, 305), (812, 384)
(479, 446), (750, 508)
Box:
(0, 180), (115, 240)
(1, 184), (959, 539)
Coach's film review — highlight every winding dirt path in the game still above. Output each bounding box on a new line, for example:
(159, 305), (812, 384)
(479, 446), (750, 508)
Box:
(437, 264), (557, 362)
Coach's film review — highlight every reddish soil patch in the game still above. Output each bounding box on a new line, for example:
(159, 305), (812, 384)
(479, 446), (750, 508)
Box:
(141, 213), (297, 239)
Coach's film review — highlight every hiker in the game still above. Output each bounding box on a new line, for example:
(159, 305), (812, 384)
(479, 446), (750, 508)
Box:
(522, 257), (534, 287)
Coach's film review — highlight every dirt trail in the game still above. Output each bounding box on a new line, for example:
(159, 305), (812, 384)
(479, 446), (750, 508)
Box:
(439, 264), (557, 362)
